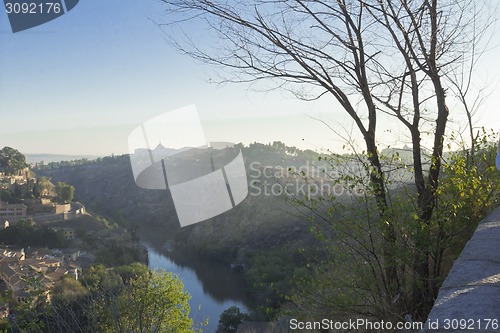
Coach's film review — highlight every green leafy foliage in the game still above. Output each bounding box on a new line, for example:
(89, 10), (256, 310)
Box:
(95, 244), (145, 267)
(433, 129), (500, 264)
(31, 177), (53, 199)
(10, 264), (201, 333)
(86, 265), (197, 333)
(0, 219), (65, 248)
(0, 147), (26, 175)
(108, 271), (195, 333)
(216, 306), (249, 333)
(55, 181), (75, 203)
(286, 129), (500, 322)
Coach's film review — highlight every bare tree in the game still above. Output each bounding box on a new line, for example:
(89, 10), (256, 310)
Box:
(158, 0), (494, 319)
(363, 0), (495, 312)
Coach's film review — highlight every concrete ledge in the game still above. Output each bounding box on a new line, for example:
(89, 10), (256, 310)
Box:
(422, 206), (500, 332)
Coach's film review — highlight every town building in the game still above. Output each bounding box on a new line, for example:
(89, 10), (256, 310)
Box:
(0, 247), (81, 303)
(0, 201), (27, 219)
(62, 228), (75, 240)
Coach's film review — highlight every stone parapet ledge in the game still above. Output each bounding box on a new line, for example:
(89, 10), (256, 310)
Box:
(422, 206), (500, 332)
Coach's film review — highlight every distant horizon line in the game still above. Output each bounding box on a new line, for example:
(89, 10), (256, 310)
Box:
(21, 143), (438, 157)
(20, 143), (438, 164)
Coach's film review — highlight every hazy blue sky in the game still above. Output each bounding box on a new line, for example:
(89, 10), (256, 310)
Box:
(1, 1), (500, 156)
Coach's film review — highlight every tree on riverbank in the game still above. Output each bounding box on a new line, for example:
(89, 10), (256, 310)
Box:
(216, 306), (249, 333)
(96, 269), (196, 333)
(10, 264), (201, 333)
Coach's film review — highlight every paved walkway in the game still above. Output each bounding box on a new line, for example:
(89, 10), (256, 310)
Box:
(422, 207), (500, 332)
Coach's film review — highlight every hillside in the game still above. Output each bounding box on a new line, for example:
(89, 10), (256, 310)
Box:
(35, 143), (328, 256)
(35, 142), (425, 259)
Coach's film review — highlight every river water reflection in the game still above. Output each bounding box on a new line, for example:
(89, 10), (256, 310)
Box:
(143, 242), (253, 333)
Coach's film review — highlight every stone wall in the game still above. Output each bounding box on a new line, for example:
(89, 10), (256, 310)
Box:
(54, 203), (71, 214)
(422, 206), (500, 332)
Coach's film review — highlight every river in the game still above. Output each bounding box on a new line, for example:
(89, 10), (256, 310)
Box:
(142, 240), (253, 333)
